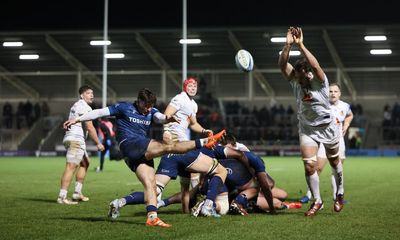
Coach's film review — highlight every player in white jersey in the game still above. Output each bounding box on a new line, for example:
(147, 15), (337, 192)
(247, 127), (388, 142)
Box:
(163, 77), (212, 142)
(57, 85), (105, 205)
(161, 77), (213, 193)
(279, 27), (344, 216)
(301, 83), (353, 202)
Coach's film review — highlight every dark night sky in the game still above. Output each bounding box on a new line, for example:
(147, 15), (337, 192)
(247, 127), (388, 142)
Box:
(1, 0), (399, 31)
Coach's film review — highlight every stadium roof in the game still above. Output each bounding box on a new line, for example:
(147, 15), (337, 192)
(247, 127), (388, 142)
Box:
(0, 1), (399, 102)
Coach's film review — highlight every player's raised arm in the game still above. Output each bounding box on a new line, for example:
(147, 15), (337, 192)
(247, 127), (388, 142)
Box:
(292, 27), (325, 83)
(278, 27), (295, 81)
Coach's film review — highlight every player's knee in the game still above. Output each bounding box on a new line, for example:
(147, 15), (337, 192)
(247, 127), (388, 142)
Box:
(327, 151), (340, 161)
(302, 157), (317, 174)
(303, 155), (317, 163)
(215, 164), (228, 180)
(156, 182), (165, 196)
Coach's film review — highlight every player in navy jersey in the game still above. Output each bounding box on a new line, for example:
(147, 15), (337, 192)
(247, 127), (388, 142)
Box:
(208, 140), (278, 214)
(63, 88), (225, 228)
(159, 150), (300, 216)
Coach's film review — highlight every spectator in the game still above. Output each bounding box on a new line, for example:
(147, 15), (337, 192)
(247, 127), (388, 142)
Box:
(2, 102), (13, 129)
(96, 118), (116, 172)
(16, 102), (25, 129)
(41, 102), (50, 117)
(33, 102), (41, 122)
(349, 131), (362, 149)
(24, 100), (33, 127)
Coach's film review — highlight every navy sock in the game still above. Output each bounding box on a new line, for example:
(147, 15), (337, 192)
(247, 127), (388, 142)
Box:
(163, 198), (170, 206)
(146, 205), (158, 213)
(206, 176), (223, 202)
(195, 139), (201, 149)
(235, 194), (248, 208)
(123, 192), (145, 205)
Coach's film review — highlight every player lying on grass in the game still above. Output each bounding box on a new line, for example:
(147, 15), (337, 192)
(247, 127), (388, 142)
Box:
(106, 148), (228, 218)
(159, 134), (301, 215)
(160, 157), (302, 216)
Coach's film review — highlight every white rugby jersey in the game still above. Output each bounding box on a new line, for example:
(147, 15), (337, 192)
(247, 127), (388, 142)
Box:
(63, 99), (92, 142)
(290, 76), (332, 127)
(164, 92), (198, 141)
(331, 100), (352, 137)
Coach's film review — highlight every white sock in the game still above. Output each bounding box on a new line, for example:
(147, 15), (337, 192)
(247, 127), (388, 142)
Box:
(305, 187), (312, 199)
(204, 199), (213, 209)
(331, 161), (344, 196)
(119, 198), (126, 207)
(331, 174), (337, 200)
(157, 200), (166, 208)
(306, 171), (321, 203)
(191, 174), (200, 189)
(156, 182), (165, 202)
(59, 189), (68, 199)
(200, 138), (208, 146)
(74, 182), (82, 194)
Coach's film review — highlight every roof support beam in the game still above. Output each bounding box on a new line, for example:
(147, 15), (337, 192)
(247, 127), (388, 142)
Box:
(228, 30), (275, 98)
(135, 32), (181, 88)
(0, 65), (39, 99)
(45, 34), (116, 100)
(322, 29), (356, 100)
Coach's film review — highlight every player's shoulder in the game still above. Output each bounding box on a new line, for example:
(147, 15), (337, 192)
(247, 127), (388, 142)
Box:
(338, 100), (350, 109)
(113, 101), (132, 108)
(75, 99), (92, 110)
(151, 107), (160, 114)
(172, 92), (188, 101)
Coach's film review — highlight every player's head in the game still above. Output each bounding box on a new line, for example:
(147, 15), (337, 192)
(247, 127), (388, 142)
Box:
(137, 88), (157, 115)
(183, 77), (198, 97)
(293, 58), (314, 86)
(329, 83), (341, 104)
(220, 132), (237, 148)
(79, 85), (94, 104)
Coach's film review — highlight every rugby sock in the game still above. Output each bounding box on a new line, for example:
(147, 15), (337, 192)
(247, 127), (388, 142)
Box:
(306, 171), (321, 203)
(123, 192), (145, 205)
(59, 189), (67, 199)
(191, 174), (200, 188)
(118, 198), (127, 207)
(196, 139), (207, 148)
(156, 182), (165, 202)
(161, 198), (170, 207)
(305, 188), (312, 199)
(146, 205), (158, 220)
(74, 182), (83, 194)
(331, 161), (344, 196)
(235, 194), (248, 208)
(331, 174), (337, 200)
(206, 176), (223, 202)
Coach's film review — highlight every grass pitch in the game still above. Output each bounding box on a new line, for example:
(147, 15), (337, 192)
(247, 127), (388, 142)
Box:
(0, 156), (399, 240)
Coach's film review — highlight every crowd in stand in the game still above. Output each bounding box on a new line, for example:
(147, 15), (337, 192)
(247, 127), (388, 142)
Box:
(223, 101), (298, 145)
(382, 102), (400, 142)
(2, 97), (379, 148)
(1, 101), (50, 130)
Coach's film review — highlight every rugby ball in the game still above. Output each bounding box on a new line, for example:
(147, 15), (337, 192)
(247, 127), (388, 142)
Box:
(235, 49), (254, 72)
